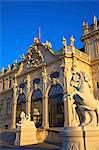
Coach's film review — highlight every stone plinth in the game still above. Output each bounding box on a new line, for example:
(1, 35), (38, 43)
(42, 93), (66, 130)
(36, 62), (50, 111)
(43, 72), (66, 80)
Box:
(14, 121), (38, 146)
(60, 127), (99, 150)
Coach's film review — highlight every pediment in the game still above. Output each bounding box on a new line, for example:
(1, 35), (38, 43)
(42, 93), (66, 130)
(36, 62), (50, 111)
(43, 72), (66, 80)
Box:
(17, 42), (60, 76)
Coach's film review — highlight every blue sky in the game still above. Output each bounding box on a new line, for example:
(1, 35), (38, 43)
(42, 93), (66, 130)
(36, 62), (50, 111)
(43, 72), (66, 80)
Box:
(0, 1), (99, 69)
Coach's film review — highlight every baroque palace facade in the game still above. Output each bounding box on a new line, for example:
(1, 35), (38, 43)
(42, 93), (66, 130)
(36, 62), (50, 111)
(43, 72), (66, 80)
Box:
(0, 16), (99, 130)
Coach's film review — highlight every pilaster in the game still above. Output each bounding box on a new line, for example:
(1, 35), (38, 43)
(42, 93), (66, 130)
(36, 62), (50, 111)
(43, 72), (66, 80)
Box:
(26, 74), (31, 116)
(42, 64), (49, 128)
(62, 54), (72, 127)
(12, 76), (17, 129)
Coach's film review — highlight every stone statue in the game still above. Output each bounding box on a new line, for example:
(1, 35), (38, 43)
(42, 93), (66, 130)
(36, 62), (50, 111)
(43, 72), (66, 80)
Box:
(93, 15), (97, 30)
(82, 22), (89, 35)
(15, 111), (38, 146)
(43, 40), (52, 49)
(34, 37), (39, 44)
(20, 54), (26, 61)
(16, 111), (26, 127)
(1, 67), (4, 74)
(62, 36), (67, 53)
(7, 64), (11, 71)
(70, 35), (75, 46)
(69, 71), (99, 127)
(13, 59), (18, 69)
(62, 36), (67, 47)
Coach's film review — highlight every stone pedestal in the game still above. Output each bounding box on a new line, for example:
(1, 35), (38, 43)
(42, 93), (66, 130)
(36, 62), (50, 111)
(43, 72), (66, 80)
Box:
(14, 121), (38, 146)
(60, 127), (99, 150)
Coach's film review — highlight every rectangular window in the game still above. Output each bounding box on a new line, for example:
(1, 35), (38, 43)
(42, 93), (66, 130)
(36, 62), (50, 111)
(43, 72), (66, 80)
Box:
(0, 102), (3, 115)
(3, 80), (5, 90)
(97, 82), (99, 88)
(6, 102), (10, 114)
(9, 79), (12, 88)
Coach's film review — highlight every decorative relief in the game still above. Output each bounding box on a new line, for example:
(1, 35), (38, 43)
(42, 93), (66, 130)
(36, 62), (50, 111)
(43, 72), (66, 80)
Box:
(62, 141), (79, 150)
(26, 43), (44, 69)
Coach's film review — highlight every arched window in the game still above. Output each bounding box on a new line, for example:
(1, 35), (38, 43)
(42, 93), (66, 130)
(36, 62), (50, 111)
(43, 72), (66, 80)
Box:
(6, 97), (11, 115)
(0, 99), (3, 115)
(50, 72), (60, 79)
(31, 89), (43, 128)
(17, 93), (26, 104)
(48, 84), (64, 127)
(16, 93), (26, 123)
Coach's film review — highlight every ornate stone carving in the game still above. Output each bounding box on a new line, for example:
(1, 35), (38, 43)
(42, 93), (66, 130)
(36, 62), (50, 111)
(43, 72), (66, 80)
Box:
(62, 141), (79, 150)
(43, 40), (52, 49)
(42, 65), (47, 83)
(68, 71), (99, 127)
(26, 45), (44, 69)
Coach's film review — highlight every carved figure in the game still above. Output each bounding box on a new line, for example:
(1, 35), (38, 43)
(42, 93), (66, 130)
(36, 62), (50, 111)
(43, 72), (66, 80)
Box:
(34, 37), (39, 43)
(93, 15), (97, 30)
(8, 64), (11, 71)
(43, 40), (52, 49)
(70, 35), (75, 46)
(1, 67), (4, 74)
(83, 22), (89, 34)
(62, 36), (67, 47)
(70, 72), (99, 126)
(16, 111), (26, 127)
(20, 54), (26, 61)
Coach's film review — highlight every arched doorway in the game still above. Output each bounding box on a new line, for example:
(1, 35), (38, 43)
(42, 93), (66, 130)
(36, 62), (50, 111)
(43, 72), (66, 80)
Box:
(48, 84), (64, 127)
(16, 93), (26, 123)
(31, 89), (43, 128)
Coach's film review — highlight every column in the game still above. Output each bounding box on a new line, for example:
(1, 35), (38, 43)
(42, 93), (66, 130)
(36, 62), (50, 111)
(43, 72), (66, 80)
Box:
(26, 74), (31, 116)
(63, 56), (72, 127)
(42, 65), (49, 128)
(12, 77), (17, 129)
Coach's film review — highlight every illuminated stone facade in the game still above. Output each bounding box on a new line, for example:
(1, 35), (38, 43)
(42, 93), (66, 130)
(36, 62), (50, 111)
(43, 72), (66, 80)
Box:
(0, 16), (99, 130)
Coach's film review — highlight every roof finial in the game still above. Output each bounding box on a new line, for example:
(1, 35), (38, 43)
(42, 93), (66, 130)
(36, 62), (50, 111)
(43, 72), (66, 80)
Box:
(38, 26), (41, 42)
(93, 15), (97, 30)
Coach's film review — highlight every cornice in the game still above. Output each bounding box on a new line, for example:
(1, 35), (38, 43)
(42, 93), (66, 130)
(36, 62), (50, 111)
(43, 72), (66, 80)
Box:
(81, 28), (99, 41)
